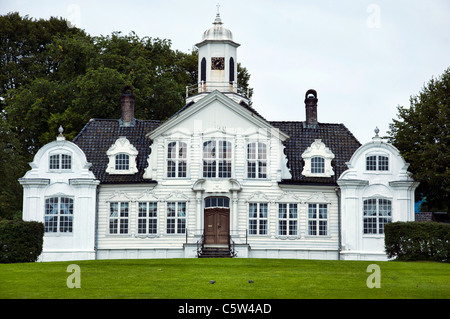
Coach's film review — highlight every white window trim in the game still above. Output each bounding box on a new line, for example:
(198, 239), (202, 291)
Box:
(246, 141), (268, 179)
(166, 140), (189, 179)
(106, 137), (138, 175)
(202, 139), (233, 179)
(44, 196), (74, 236)
(307, 203), (328, 237)
(362, 197), (393, 236)
(301, 139), (335, 177)
(108, 201), (130, 235)
(48, 151), (73, 172)
(365, 152), (391, 173)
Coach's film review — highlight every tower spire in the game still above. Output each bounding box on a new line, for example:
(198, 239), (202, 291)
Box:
(214, 3), (222, 25)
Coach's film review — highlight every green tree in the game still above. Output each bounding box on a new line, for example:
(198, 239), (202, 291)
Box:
(388, 67), (450, 212)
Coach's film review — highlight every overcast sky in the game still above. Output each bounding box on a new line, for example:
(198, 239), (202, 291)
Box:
(2, 0), (449, 143)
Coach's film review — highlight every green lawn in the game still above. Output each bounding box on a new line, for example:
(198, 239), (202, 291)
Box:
(0, 258), (449, 299)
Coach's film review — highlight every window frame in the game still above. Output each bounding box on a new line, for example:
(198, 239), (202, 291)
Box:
(310, 156), (325, 174)
(137, 202), (158, 235)
(248, 202), (268, 236)
(365, 154), (390, 172)
(44, 196), (74, 234)
(167, 141), (187, 178)
(49, 153), (72, 171)
(109, 202), (129, 235)
(363, 198), (392, 235)
(115, 153), (130, 171)
(278, 203), (298, 236)
(307, 203), (328, 236)
(166, 202), (186, 235)
(247, 142), (267, 179)
(202, 140), (232, 178)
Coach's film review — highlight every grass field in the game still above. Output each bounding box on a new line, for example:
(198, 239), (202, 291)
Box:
(0, 258), (449, 299)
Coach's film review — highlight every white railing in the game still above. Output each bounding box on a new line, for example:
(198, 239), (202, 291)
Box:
(186, 81), (250, 98)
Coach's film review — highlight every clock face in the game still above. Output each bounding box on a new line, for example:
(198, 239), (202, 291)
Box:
(211, 57), (225, 70)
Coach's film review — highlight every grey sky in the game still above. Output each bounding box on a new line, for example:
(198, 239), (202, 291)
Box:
(2, 0), (449, 143)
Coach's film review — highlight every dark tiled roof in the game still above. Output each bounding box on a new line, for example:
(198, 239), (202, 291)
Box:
(270, 121), (361, 185)
(72, 115), (360, 185)
(73, 119), (162, 183)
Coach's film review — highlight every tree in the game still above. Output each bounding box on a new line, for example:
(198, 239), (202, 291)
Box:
(388, 67), (450, 212)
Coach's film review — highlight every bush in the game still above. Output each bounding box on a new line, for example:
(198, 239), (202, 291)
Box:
(0, 219), (44, 263)
(385, 221), (450, 262)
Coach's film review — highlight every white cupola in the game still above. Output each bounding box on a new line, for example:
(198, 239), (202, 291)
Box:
(195, 9), (240, 95)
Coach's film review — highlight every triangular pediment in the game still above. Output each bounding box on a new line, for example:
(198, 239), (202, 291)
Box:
(147, 91), (289, 141)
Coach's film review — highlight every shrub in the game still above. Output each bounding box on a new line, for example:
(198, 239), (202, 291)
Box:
(385, 221), (450, 262)
(0, 219), (44, 263)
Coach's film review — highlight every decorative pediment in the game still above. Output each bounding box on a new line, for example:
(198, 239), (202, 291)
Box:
(106, 137), (138, 175)
(247, 191), (270, 202)
(301, 139), (334, 177)
(305, 192), (332, 204)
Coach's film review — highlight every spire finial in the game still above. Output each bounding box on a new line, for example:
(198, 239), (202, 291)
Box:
(214, 3), (222, 25)
(57, 125), (66, 141)
(374, 126), (380, 137)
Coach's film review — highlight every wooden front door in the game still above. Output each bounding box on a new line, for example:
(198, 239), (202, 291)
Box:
(204, 208), (230, 245)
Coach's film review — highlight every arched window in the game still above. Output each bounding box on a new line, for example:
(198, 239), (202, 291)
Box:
(247, 142), (267, 178)
(229, 57), (235, 83)
(203, 140), (231, 178)
(311, 157), (325, 174)
(167, 141), (187, 178)
(200, 58), (206, 82)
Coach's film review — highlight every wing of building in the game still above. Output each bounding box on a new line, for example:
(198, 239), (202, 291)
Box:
(19, 12), (418, 262)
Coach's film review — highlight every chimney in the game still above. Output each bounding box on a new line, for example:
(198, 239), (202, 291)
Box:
(305, 89), (318, 126)
(121, 85), (135, 127)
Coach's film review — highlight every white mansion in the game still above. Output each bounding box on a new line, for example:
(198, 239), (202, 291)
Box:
(20, 13), (418, 262)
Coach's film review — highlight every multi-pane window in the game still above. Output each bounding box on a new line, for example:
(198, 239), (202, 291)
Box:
(203, 140), (232, 178)
(363, 198), (392, 234)
(167, 141), (187, 178)
(138, 202), (158, 234)
(247, 142), (267, 178)
(308, 204), (328, 236)
(205, 197), (230, 208)
(249, 203), (268, 235)
(44, 197), (73, 233)
(49, 154), (72, 170)
(366, 155), (389, 171)
(278, 203), (298, 236)
(311, 157), (325, 174)
(109, 202), (129, 234)
(167, 202), (186, 234)
(115, 154), (130, 171)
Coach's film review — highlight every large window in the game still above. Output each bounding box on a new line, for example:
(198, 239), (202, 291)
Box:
(44, 197), (73, 233)
(308, 203), (328, 236)
(203, 140), (232, 178)
(278, 203), (298, 236)
(366, 155), (389, 171)
(138, 202), (158, 234)
(167, 202), (186, 234)
(109, 202), (129, 234)
(247, 142), (267, 178)
(249, 203), (268, 235)
(363, 198), (392, 234)
(167, 141), (187, 178)
(49, 154), (72, 170)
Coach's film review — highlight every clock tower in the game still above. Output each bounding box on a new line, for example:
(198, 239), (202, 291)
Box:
(195, 9), (240, 95)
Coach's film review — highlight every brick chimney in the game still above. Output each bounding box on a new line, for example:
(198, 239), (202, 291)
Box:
(305, 89), (318, 126)
(121, 85), (135, 127)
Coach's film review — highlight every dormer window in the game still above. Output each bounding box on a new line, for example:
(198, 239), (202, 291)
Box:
(115, 154), (130, 171)
(366, 155), (389, 171)
(301, 139), (334, 177)
(49, 153), (72, 170)
(311, 157), (325, 174)
(106, 137), (138, 175)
